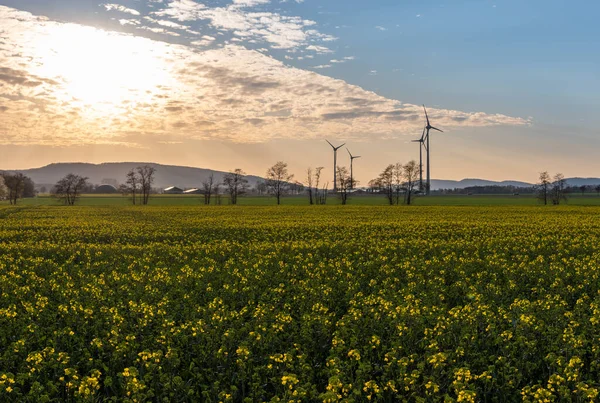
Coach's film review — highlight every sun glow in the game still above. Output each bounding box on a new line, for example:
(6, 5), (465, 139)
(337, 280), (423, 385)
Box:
(29, 24), (175, 113)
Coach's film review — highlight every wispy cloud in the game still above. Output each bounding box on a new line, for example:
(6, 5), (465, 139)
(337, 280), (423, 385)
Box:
(152, 0), (335, 51)
(102, 3), (140, 16)
(0, 6), (529, 147)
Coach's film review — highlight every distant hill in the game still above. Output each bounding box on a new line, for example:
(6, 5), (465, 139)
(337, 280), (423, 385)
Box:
(10, 162), (265, 190)
(4, 162), (600, 191)
(431, 178), (534, 190)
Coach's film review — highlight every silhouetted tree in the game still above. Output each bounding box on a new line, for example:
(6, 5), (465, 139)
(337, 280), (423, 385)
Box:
(552, 173), (567, 205)
(125, 169), (139, 205)
(266, 161), (294, 205)
(580, 185), (588, 196)
(536, 171), (551, 205)
(137, 165), (156, 205)
(223, 169), (248, 205)
(214, 184), (223, 205)
(0, 176), (6, 200)
(255, 181), (267, 196)
(202, 174), (215, 205)
(403, 160), (420, 205)
(375, 164), (395, 205)
(596, 185), (600, 196)
(313, 167), (327, 205)
(2, 173), (28, 205)
(336, 166), (352, 205)
(53, 174), (89, 205)
(305, 168), (314, 205)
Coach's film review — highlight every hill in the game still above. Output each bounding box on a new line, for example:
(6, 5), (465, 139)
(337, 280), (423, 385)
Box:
(11, 162), (265, 190)
(4, 162), (600, 191)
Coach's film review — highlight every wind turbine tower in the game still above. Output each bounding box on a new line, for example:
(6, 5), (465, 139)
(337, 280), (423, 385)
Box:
(411, 127), (426, 192)
(423, 105), (444, 195)
(347, 148), (361, 190)
(326, 140), (346, 192)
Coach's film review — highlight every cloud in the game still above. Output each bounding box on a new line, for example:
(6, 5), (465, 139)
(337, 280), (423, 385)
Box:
(102, 3), (140, 16)
(0, 5), (528, 147)
(152, 1), (333, 50)
(375, 26), (387, 31)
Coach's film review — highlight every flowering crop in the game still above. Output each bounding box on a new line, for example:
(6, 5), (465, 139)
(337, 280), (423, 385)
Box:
(1, 205), (600, 401)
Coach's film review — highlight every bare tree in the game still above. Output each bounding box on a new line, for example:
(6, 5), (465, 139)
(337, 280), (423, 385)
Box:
(53, 174), (89, 205)
(596, 184), (600, 197)
(305, 168), (314, 205)
(136, 165), (156, 205)
(214, 184), (222, 205)
(266, 161), (294, 205)
(255, 181), (267, 196)
(403, 160), (420, 205)
(202, 174), (215, 205)
(336, 166), (352, 205)
(2, 173), (27, 205)
(552, 173), (567, 205)
(223, 168), (248, 205)
(0, 175), (6, 200)
(314, 167), (326, 205)
(393, 162), (403, 205)
(580, 185), (588, 197)
(376, 164), (395, 205)
(536, 171), (551, 205)
(125, 169), (139, 205)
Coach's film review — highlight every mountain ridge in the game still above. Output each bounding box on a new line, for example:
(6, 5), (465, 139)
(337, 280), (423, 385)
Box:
(3, 162), (600, 190)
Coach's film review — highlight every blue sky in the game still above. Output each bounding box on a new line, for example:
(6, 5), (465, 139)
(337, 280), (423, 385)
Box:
(0, 0), (599, 182)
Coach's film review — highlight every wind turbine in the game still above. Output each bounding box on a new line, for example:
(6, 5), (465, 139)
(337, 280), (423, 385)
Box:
(423, 105), (443, 195)
(411, 126), (426, 192)
(326, 140), (345, 192)
(347, 148), (361, 190)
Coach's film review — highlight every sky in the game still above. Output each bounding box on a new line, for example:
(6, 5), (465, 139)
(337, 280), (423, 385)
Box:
(0, 0), (599, 184)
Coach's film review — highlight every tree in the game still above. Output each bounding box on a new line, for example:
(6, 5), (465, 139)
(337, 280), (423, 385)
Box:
(136, 165), (156, 205)
(376, 164), (395, 205)
(580, 185), (588, 197)
(266, 161), (294, 205)
(393, 163), (403, 205)
(2, 173), (28, 205)
(53, 174), (89, 205)
(313, 167), (327, 205)
(214, 184), (222, 205)
(202, 174), (215, 205)
(552, 173), (567, 205)
(596, 185), (600, 197)
(255, 181), (267, 196)
(305, 168), (314, 205)
(403, 160), (420, 205)
(0, 175), (6, 200)
(125, 169), (139, 205)
(336, 166), (352, 205)
(223, 169), (248, 205)
(536, 171), (551, 205)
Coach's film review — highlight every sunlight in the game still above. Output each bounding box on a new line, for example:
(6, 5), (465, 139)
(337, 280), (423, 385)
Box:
(29, 23), (174, 113)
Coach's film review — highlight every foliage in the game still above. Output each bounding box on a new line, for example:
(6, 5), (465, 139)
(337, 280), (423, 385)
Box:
(1, 206), (600, 401)
(53, 173), (89, 205)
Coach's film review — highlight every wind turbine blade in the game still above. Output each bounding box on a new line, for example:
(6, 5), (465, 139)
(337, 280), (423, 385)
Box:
(346, 148), (352, 158)
(420, 126), (426, 141)
(355, 156), (361, 159)
(411, 140), (421, 142)
(335, 143), (346, 150)
(325, 139), (335, 148)
(423, 104), (430, 126)
(431, 126), (444, 133)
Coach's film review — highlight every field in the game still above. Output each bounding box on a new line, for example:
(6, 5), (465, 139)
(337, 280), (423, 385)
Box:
(1, 205), (600, 401)
(5, 193), (600, 206)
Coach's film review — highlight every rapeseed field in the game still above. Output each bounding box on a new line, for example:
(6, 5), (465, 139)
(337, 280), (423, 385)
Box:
(1, 205), (599, 402)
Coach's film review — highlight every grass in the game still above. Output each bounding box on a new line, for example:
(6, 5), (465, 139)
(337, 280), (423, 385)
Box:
(5, 193), (600, 207)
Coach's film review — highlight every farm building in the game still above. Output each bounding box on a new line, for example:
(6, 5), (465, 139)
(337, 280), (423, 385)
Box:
(164, 186), (183, 194)
(94, 184), (118, 194)
(183, 188), (204, 195)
